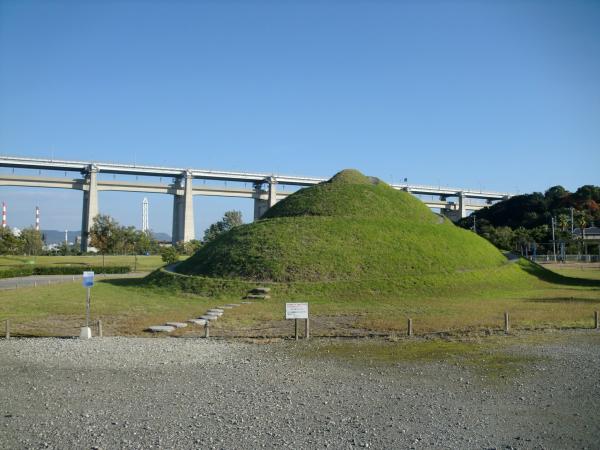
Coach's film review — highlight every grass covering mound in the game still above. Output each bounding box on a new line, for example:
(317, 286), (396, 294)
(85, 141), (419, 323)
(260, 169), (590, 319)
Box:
(176, 169), (509, 283)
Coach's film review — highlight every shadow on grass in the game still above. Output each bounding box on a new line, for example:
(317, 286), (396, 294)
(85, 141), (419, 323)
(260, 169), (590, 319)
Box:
(527, 297), (600, 304)
(519, 259), (600, 288)
(100, 278), (148, 288)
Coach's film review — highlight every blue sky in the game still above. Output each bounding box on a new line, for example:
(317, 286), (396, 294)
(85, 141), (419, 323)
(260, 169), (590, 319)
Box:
(1, 0), (599, 236)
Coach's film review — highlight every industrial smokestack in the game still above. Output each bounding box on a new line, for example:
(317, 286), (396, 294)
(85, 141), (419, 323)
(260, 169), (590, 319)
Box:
(35, 206), (40, 231)
(142, 197), (149, 232)
(2, 202), (6, 229)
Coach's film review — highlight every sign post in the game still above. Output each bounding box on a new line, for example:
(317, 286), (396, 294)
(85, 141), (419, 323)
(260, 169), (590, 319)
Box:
(285, 303), (309, 340)
(80, 271), (94, 339)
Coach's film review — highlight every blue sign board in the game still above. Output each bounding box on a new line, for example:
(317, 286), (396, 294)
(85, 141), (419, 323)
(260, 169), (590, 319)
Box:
(82, 271), (95, 288)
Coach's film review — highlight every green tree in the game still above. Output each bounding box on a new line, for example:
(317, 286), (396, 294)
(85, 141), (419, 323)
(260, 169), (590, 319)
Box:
(557, 214), (569, 232)
(57, 241), (76, 256)
(135, 230), (159, 254)
(183, 239), (202, 255)
(89, 214), (120, 265)
(478, 224), (515, 251)
(203, 210), (243, 243)
(114, 225), (137, 254)
(576, 211), (589, 254)
(160, 246), (180, 265)
(20, 227), (44, 256)
(0, 227), (22, 255)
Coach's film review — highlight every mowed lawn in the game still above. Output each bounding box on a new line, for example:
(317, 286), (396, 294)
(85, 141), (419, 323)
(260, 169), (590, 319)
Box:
(0, 262), (599, 338)
(0, 255), (182, 272)
(544, 263), (600, 281)
(0, 278), (218, 337)
(212, 270), (600, 337)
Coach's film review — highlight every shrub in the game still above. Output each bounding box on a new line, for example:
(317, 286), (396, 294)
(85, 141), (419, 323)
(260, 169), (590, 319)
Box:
(160, 247), (180, 265)
(0, 265), (131, 279)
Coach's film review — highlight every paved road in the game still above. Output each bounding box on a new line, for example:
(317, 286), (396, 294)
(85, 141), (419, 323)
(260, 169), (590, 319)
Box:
(0, 272), (148, 290)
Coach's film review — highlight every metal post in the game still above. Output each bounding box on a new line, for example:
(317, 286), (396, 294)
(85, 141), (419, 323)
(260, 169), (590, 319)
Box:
(551, 217), (557, 262)
(5, 319), (9, 339)
(97, 319), (103, 338)
(305, 318), (310, 340)
(86, 287), (91, 328)
(408, 318), (413, 336)
(504, 312), (510, 334)
(295, 319), (299, 341)
(204, 321), (210, 338)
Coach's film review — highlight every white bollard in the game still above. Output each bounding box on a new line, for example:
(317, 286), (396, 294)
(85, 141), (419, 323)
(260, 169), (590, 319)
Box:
(80, 327), (92, 339)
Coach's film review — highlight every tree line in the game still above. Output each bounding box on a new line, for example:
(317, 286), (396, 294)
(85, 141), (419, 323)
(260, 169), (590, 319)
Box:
(0, 227), (45, 256)
(0, 210), (244, 258)
(458, 184), (600, 254)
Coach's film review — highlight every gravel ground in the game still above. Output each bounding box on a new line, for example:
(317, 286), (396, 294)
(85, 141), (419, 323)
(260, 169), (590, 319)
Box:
(0, 332), (599, 449)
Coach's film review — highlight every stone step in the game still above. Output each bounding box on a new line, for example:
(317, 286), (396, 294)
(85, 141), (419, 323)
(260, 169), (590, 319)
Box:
(188, 319), (207, 326)
(147, 325), (176, 333)
(225, 303), (240, 307)
(245, 294), (270, 300)
(241, 301), (253, 305)
(165, 322), (188, 328)
(207, 309), (224, 314)
(217, 305), (234, 309)
(199, 314), (218, 321)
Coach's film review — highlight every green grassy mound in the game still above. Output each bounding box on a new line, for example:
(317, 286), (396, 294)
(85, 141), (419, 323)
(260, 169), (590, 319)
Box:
(148, 259), (535, 300)
(176, 169), (509, 283)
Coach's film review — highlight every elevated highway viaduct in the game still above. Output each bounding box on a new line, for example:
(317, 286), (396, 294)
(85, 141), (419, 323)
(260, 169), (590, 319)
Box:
(0, 156), (511, 251)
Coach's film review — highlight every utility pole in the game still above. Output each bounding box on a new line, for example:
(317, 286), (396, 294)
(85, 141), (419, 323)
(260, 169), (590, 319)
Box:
(551, 216), (557, 262)
(570, 207), (574, 234)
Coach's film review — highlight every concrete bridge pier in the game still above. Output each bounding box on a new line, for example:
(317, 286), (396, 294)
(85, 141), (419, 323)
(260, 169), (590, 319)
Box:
(253, 178), (278, 220)
(442, 192), (467, 223)
(80, 165), (98, 252)
(253, 183), (268, 220)
(171, 179), (184, 243)
(458, 191), (466, 219)
(171, 171), (195, 244)
(267, 177), (277, 207)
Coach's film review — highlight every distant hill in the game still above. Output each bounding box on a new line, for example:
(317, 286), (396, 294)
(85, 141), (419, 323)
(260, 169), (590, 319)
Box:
(152, 232), (171, 242)
(41, 230), (171, 245)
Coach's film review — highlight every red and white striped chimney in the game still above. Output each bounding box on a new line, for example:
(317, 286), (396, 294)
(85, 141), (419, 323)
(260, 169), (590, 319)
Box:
(35, 206), (40, 231)
(2, 202), (6, 229)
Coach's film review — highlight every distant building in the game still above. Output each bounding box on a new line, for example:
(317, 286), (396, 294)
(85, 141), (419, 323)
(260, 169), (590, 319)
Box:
(572, 226), (600, 241)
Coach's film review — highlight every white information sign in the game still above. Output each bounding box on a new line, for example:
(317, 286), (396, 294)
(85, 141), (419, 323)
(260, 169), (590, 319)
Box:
(82, 271), (95, 288)
(286, 302), (309, 320)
